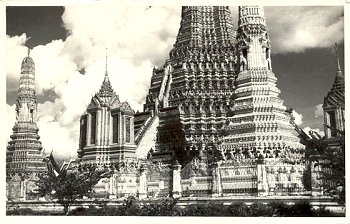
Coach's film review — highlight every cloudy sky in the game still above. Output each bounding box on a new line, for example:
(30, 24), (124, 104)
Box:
(6, 3), (344, 160)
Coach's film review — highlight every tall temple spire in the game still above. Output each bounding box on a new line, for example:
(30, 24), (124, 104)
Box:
(331, 43), (344, 91)
(142, 6), (237, 163)
(7, 53), (46, 175)
(335, 43), (342, 73)
(221, 6), (304, 163)
(323, 43), (345, 138)
(18, 51), (37, 120)
(94, 48), (117, 101)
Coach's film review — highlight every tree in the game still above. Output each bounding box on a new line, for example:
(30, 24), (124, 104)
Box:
(305, 128), (345, 204)
(36, 154), (111, 215)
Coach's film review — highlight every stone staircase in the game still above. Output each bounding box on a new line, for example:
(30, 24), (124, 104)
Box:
(135, 115), (159, 159)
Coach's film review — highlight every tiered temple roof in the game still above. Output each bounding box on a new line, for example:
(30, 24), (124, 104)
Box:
(324, 44), (345, 110)
(78, 53), (136, 165)
(323, 44), (345, 139)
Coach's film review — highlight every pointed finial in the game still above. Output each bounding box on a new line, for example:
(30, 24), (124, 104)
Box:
(105, 48), (108, 77)
(335, 43), (341, 71)
(27, 47), (31, 57)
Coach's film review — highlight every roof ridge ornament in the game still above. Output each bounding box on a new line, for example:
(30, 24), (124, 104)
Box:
(27, 47), (31, 57)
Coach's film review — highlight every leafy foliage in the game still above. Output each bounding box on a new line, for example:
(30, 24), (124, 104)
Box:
(7, 197), (342, 216)
(35, 164), (111, 215)
(64, 198), (341, 217)
(305, 130), (345, 204)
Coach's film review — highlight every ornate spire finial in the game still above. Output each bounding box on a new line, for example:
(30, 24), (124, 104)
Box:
(27, 47), (30, 57)
(335, 43), (341, 71)
(105, 48), (108, 77)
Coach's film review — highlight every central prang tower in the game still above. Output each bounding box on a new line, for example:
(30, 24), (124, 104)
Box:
(135, 6), (307, 196)
(141, 6), (238, 164)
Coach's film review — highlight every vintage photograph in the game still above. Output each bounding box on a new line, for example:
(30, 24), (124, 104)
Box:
(5, 2), (345, 217)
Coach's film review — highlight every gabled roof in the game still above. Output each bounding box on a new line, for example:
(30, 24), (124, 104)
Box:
(120, 101), (135, 114)
(324, 52), (345, 109)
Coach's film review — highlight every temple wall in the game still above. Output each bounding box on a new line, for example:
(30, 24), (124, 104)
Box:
(6, 173), (41, 201)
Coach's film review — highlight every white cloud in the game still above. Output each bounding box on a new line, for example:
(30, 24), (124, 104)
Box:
(265, 6), (343, 54)
(6, 104), (16, 143)
(6, 4), (181, 160)
(292, 110), (303, 126)
(314, 104), (324, 118)
(6, 34), (29, 83)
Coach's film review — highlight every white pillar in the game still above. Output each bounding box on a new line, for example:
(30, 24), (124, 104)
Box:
(172, 163), (182, 198)
(96, 110), (101, 145)
(211, 162), (222, 197)
(87, 113), (91, 145)
(257, 160), (268, 196)
(138, 168), (147, 199)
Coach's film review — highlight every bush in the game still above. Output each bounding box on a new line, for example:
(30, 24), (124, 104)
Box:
(62, 199), (341, 217)
(227, 202), (249, 216)
(7, 208), (35, 216)
(269, 201), (290, 216)
(248, 203), (274, 216)
(289, 201), (314, 216)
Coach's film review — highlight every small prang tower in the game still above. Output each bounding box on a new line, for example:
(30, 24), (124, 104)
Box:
(7, 49), (46, 174)
(220, 6), (305, 162)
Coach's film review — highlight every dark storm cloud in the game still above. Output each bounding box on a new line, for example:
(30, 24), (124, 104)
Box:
(6, 6), (68, 48)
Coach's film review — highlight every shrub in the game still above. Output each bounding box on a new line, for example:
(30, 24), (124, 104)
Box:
(248, 203), (274, 216)
(7, 208), (35, 216)
(227, 202), (249, 216)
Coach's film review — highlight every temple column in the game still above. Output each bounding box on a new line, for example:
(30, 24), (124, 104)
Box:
(105, 108), (110, 145)
(96, 110), (101, 145)
(336, 108), (344, 132)
(172, 162), (182, 198)
(257, 158), (268, 196)
(109, 112), (113, 146)
(211, 161), (222, 197)
(311, 161), (323, 196)
(101, 108), (105, 145)
(87, 113), (91, 145)
(119, 114), (123, 144)
(138, 167), (147, 199)
(130, 117), (135, 144)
